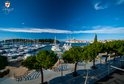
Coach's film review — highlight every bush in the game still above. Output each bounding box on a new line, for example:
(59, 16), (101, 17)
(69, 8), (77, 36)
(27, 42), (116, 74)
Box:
(0, 56), (8, 70)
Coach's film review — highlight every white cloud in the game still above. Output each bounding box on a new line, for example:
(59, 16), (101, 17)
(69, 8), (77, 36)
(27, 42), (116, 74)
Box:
(76, 26), (124, 34)
(0, 28), (72, 34)
(94, 2), (108, 10)
(117, 0), (124, 5)
(93, 0), (124, 10)
(0, 26), (124, 34)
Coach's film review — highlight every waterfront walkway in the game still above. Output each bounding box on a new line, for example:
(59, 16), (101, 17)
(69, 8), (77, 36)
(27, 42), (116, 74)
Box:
(0, 56), (124, 84)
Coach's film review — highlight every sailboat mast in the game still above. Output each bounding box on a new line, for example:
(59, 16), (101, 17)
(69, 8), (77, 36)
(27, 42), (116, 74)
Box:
(54, 36), (56, 45)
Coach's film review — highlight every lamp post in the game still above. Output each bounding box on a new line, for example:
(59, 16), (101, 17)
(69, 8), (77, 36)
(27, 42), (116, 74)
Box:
(58, 52), (64, 76)
(59, 62), (69, 77)
(107, 53), (111, 77)
(60, 62), (63, 76)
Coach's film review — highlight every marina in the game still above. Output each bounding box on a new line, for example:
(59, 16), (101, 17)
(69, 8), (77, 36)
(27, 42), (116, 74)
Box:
(0, 39), (88, 62)
(0, 41), (47, 62)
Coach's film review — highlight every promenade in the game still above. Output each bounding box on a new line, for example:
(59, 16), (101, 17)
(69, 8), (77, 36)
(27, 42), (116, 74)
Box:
(0, 56), (124, 84)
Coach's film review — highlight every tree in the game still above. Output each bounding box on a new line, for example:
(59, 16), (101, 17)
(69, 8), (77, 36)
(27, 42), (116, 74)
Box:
(101, 40), (124, 62)
(104, 42), (111, 63)
(94, 34), (97, 43)
(88, 34), (99, 69)
(22, 50), (58, 84)
(62, 46), (83, 76)
(0, 56), (8, 70)
(21, 56), (37, 69)
(82, 42), (105, 69)
(84, 44), (98, 69)
(105, 41), (122, 61)
(81, 46), (89, 62)
(118, 46), (124, 56)
(115, 41), (124, 58)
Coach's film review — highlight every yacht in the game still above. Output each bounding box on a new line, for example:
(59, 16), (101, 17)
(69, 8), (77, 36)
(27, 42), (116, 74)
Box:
(0, 49), (4, 54)
(24, 53), (32, 59)
(63, 37), (72, 51)
(24, 48), (31, 53)
(51, 37), (61, 52)
(10, 48), (17, 52)
(63, 43), (72, 51)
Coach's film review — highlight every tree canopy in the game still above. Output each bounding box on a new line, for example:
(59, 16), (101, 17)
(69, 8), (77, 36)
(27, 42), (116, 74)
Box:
(22, 50), (58, 70)
(63, 40), (124, 69)
(62, 46), (83, 63)
(22, 50), (58, 84)
(21, 56), (37, 70)
(62, 46), (84, 76)
(36, 50), (58, 69)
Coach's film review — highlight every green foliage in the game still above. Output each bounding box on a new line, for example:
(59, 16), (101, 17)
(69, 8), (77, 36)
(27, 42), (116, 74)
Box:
(62, 46), (83, 63)
(21, 50), (58, 70)
(21, 56), (37, 70)
(21, 50), (58, 83)
(0, 56), (8, 70)
(104, 40), (124, 55)
(62, 40), (124, 70)
(36, 50), (58, 69)
(62, 46), (85, 76)
(63, 40), (124, 63)
(82, 44), (98, 61)
(118, 46), (124, 55)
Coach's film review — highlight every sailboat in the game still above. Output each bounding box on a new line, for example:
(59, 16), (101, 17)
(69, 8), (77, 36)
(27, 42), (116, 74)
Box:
(51, 37), (61, 52)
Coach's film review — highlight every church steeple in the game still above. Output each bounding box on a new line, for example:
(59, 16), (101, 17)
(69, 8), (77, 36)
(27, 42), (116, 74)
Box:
(94, 33), (97, 43)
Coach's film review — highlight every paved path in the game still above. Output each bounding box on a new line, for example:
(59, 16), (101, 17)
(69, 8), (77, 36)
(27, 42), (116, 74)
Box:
(0, 56), (124, 84)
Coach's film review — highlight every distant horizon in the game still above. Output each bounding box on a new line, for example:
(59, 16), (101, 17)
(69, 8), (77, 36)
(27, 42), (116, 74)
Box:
(0, 35), (124, 42)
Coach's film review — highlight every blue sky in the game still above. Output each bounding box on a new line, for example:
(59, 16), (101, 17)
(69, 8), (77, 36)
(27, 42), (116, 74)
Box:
(0, 0), (124, 41)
